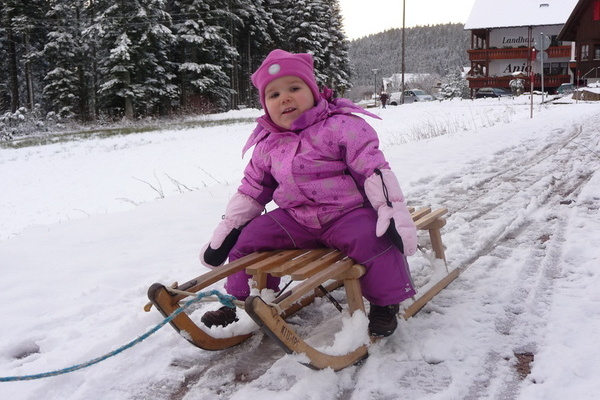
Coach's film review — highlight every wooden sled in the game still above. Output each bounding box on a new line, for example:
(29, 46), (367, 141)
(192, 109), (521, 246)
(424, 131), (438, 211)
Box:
(146, 207), (459, 370)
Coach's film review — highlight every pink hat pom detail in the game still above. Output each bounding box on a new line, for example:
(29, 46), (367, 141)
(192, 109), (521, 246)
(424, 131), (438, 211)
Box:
(251, 49), (321, 111)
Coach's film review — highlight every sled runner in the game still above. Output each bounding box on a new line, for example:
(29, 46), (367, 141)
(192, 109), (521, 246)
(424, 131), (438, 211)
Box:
(146, 207), (457, 370)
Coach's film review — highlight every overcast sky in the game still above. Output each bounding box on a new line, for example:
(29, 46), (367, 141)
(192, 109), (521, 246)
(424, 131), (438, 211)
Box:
(338, 0), (477, 40)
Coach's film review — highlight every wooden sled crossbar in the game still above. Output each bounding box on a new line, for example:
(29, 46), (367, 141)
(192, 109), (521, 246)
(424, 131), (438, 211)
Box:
(147, 207), (458, 370)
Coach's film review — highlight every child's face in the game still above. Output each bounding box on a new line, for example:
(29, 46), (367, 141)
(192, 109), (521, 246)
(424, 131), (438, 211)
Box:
(264, 76), (315, 129)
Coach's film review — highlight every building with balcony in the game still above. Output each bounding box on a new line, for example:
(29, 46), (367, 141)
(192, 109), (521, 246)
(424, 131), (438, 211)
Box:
(464, 0), (579, 96)
(558, 0), (600, 85)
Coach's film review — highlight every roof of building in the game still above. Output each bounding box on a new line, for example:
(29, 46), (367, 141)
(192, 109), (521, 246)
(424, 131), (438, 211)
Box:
(558, 0), (589, 41)
(464, 0), (579, 30)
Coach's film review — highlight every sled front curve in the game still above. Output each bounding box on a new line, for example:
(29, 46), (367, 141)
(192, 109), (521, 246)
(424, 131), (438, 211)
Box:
(245, 258), (369, 370)
(246, 296), (369, 371)
(147, 251), (276, 350)
(148, 283), (252, 350)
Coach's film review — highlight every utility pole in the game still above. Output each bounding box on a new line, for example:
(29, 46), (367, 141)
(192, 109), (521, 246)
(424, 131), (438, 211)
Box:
(372, 69), (379, 107)
(401, 0), (406, 104)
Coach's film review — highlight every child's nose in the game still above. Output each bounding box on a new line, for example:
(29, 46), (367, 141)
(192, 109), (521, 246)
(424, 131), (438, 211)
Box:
(281, 92), (292, 103)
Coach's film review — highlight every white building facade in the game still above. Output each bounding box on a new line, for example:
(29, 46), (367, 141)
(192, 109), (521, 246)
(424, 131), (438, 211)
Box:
(465, 0), (579, 94)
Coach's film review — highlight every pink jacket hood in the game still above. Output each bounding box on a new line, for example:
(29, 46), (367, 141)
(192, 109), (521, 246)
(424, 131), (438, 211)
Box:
(237, 87), (389, 229)
(242, 87), (380, 156)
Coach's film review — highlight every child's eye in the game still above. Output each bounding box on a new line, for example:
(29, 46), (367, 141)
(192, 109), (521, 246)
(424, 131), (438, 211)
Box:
(268, 92), (279, 99)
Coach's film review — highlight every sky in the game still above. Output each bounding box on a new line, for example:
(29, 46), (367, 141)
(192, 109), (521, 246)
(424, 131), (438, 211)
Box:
(339, 0), (477, 39)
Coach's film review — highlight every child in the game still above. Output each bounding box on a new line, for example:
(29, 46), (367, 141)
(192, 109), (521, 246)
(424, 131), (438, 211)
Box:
(200, 49), (417, 337)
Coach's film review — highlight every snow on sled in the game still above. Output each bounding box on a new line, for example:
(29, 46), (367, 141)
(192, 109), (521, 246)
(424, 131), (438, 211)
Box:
(146, 207), (457, 370)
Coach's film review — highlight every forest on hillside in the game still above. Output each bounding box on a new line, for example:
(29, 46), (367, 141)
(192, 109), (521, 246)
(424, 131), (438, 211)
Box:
(348, 23), (470, 100)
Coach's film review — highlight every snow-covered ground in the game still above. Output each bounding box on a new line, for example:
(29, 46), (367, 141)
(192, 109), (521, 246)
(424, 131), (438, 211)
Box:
(1, 94), (599, 399)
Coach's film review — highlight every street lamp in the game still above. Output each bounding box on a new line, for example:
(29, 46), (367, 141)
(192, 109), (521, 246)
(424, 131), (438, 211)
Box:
(372, 68), (379, 107)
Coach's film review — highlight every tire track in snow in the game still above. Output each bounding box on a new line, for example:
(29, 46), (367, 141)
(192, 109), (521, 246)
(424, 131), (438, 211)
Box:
(145, 112), (599, 400)
(402, 116), (598, 399)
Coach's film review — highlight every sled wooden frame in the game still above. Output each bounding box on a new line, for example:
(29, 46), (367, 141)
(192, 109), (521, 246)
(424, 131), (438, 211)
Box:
(147, 206), (458, 370)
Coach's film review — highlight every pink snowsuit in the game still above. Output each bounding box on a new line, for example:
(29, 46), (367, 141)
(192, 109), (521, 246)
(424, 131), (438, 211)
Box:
(226, 89), (416, 306)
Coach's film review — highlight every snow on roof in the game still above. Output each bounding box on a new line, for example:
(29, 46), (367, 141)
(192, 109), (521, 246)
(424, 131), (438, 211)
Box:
(464, 0), (579, 30)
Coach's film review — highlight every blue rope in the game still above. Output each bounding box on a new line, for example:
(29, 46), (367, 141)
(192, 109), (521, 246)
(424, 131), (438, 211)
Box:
(0, 289), (236, 382)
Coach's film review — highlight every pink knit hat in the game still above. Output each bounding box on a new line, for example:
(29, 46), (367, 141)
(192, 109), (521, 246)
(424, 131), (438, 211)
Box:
(251, 49), (320, 112)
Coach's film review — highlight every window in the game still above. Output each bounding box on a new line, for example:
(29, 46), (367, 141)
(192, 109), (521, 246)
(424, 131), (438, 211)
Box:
(581, 44), (590, 60)
(594, 1), (600, 21)
(595, 45), (600, 60)
(548, 62), (568, 75)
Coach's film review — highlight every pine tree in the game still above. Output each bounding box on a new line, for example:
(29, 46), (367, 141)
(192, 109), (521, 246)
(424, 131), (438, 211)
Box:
(281, 0), (326, 56)
(87, 0), (176, 119)
(319, 0), (352, 96)
(0, 8), (10, 112)
(43, 0), (91, 120)
(1, 0), (50, 113)
(139, 0), (178, 116)
(269, 0), (352, 95)
(169, 0), (236, 112)
(229, 0), (277, 108)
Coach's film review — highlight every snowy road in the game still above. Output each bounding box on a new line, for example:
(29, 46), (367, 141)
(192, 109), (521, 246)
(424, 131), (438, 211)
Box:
(1, 99), (599, 400)
(186, 112), (596, 399)
(400, 114), (598, 399)
(143, 107), (600, 399)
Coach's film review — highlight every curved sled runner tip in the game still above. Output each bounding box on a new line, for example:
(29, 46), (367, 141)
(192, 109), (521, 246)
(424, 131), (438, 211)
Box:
(245, 295), (369, 371)
(147, 283), (251, 350)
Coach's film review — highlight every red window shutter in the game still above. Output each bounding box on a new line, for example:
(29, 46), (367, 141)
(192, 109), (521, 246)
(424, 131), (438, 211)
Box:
(595, 1), (600, 21)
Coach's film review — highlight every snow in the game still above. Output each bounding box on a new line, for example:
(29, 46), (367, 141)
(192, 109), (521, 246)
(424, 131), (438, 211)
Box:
(1, 94), (600, 399)
(464, 0), (579, 29)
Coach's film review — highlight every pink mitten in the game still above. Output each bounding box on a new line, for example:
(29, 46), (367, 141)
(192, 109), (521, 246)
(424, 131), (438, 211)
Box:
(364, 169), (417, 256)
(200, 192), (263, 268)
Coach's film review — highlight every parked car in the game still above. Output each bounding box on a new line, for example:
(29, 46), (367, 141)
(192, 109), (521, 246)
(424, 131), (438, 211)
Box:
(403, 89), (434, 103)
(389, 89), (434, 105)
(389, 92), (402, 105)
(556, 83), (574, 95)
(475, 87), (511, 98)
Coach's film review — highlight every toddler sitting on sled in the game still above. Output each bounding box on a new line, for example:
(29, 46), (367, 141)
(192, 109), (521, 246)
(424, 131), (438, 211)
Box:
(200, 49), (417, 337)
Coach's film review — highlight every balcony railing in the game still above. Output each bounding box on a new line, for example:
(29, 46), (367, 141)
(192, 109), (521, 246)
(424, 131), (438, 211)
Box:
(467, 75), (571, 89)
(468, 46), (571, 61)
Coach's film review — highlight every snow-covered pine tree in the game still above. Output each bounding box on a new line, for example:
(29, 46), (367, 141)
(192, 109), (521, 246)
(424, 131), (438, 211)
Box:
(440, 70), (469, 99)
(281, 0), (325, 62)
(1, 0), (50, 113)
(262, 0), (286, 51)
(0, 8), (10, 113)
(172, 0), (240, 112)
(43, 0), (91, 120)
(169, 0), (234, 112)
(138, 0), (178, 116)
(86, 0), (176, 119)
(274, 0), (351, 95)
(227, 0), (278, 109)
(319, 0), (351, 96)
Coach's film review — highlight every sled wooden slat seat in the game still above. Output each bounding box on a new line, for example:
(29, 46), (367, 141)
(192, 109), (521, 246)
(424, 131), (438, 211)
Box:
(146, 206), (456, 371)
(263, 248), (334, 277)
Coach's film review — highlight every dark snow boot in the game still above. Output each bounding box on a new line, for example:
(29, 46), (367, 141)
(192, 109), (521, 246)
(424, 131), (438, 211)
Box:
(200, 306), (238, 328)
(368, 303), (400, 337)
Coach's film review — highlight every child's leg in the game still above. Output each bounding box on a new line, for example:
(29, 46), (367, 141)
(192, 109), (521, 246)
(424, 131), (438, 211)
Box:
(225, 208), (321, 300)
(321, 207), (416, 306)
